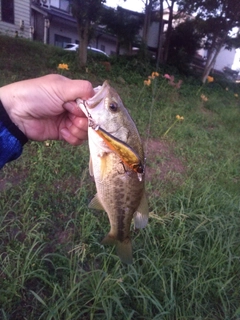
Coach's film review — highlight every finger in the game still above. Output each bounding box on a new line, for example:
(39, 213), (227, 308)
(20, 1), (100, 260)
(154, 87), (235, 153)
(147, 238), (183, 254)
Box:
(61, 128), (87, 146)
(69, 122), (88, 140)
(62, 116), (88, 141)
(56, 76), (94, 102)
(71, 115), (88, 132)
(65, 115), (88, 133)
(63, 101), (87, 117)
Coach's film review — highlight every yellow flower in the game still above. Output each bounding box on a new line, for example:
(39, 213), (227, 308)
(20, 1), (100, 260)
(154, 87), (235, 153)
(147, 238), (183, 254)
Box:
(151, 71), (160, 78)
(201, 94), (208, 102)
(147, 72), (160, 80)
(176, 115), (184, 121)
(234, 93), (238, 98)
(163, 115), (184, 137)
(207, 76), (214, 83)
(58, 63), (69, 70)
(144, 79), (151, 86)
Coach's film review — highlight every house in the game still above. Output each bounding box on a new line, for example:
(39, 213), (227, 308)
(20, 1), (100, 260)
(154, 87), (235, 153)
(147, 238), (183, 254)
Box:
(0, 0), (117, 55)
(197, 46), (236, 74)
(0, 0), (162, 57)
(0, 0), (33, 39)
(31, 0), (78, 47)
(2, 0), (236, 71)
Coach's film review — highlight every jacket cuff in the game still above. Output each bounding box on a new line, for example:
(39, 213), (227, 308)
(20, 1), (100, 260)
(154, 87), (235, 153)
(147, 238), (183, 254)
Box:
(0, 100), (28, 168)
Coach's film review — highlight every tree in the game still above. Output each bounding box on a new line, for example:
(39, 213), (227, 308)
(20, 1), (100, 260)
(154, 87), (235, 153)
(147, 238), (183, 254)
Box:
(167, 19), (203, 72)
(100, 6), (143, 55)
(178, 0), (240, 82)
(70, 0), (105, 68)
(142, 0), (159, 43)
(156, 0), (164, 67)
(141, 0), (178, 66)
(162, 0), (178, 63)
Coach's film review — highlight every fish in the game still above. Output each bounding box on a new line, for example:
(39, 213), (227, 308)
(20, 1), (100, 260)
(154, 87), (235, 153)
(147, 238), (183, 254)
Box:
(76, 81), (149, 264)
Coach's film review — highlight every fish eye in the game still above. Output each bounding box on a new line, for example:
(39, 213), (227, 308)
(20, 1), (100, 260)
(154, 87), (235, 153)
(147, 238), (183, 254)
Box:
(109, 102), (118, 112)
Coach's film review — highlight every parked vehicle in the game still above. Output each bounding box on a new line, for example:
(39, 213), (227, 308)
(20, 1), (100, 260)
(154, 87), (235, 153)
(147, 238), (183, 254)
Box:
(64, 43), (109, 57)
(64, 43), (79, 51)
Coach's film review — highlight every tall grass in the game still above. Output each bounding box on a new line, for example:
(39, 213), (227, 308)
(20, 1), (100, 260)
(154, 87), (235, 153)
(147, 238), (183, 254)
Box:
(0, 36), (240, 319)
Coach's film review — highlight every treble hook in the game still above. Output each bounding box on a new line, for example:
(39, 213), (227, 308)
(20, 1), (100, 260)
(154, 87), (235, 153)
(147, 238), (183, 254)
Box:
(82, 100), (97, 129)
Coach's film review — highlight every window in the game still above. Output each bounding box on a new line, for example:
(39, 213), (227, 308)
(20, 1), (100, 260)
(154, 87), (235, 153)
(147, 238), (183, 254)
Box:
(100, 45), (106, 52)
(54, 34), (71, 48)
(51, 0), (70, 12)
(1, 0), (14, 24)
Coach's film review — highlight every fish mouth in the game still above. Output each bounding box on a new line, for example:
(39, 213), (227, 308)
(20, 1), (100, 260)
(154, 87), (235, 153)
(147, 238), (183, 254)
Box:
(76, 81), (109, 118)
(84, 81), (109, 109)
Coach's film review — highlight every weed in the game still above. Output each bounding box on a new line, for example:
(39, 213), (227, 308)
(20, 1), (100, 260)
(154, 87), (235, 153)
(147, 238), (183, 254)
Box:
(0, 35), (240, 319)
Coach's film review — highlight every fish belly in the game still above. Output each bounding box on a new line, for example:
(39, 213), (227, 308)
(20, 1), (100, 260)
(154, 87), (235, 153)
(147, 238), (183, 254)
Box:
(93, 152), (144, 263)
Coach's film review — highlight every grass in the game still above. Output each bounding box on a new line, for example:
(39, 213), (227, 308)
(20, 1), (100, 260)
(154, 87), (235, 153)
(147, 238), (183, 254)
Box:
(0, 35), (240, 319)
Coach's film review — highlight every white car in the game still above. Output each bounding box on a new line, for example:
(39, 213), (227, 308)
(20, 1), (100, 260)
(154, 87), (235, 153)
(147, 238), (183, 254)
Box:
(64, 43), (79, 51)
(64, 43), (109, 57)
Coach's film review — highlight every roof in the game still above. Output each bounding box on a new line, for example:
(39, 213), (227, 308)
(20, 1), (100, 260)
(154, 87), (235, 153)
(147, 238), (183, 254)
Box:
(31, 3), (76, 25)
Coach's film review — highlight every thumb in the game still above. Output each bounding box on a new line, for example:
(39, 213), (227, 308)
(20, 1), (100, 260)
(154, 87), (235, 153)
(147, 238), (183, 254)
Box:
(54, 76), (94, 102)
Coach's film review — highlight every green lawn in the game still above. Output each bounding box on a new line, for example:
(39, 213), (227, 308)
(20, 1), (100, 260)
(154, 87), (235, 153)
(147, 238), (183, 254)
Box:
(0, 35), (240, 319)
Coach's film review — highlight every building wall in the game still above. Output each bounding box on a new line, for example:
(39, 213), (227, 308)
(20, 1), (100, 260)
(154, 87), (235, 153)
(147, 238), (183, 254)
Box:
(147, 21), (159, 48)
(213, 47), (236, 71)
(0, 0), (32, 38)
(232, 48), (240, 71)
(198, 47), (237, 72)
(90, 39), (118, 56)
(48, 20), (78, 47)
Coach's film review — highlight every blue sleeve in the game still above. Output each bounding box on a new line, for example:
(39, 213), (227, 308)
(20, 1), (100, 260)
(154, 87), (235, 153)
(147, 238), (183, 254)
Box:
(0, 100), (28, 169)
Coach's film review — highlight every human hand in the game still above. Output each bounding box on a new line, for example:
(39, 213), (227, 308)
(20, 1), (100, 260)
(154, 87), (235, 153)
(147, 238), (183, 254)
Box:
(0, 74), (94, 145)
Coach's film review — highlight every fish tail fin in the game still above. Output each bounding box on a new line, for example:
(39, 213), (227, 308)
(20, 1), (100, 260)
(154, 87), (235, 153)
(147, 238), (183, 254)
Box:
(116, 239), (133, 264)
(101, 234), (133, 264)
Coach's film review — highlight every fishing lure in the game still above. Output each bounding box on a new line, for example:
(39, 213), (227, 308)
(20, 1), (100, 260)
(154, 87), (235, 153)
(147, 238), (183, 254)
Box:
(83, 101), (145, 179)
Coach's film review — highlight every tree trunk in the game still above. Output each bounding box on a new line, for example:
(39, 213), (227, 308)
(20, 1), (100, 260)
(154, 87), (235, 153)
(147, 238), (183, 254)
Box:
(142, 0), (152, 44)
(163, 0), (175, 63)
(116, 38), (120, 56)
(156, 0), (164, 68)
(77, 20), (89, 68)
(201, 34), (227, 83)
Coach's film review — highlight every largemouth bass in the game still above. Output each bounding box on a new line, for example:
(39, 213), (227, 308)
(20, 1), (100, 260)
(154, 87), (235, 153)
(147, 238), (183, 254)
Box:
(77, 81), (149, 264)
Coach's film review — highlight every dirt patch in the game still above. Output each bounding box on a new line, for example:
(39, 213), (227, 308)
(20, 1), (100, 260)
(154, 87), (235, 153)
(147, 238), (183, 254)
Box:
(144, 139), (186, 195)
(0, 171), (28, 192)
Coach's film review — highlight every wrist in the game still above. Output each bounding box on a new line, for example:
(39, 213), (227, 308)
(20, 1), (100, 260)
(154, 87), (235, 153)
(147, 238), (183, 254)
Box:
(0, 100), (28, 145)
(0, 86), (27, 137)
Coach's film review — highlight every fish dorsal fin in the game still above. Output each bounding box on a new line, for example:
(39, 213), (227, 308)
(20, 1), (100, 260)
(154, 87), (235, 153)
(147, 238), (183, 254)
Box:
(88, 194), (105, 211)
(134, 192), (149, 229)
(89, 156), (93, 177)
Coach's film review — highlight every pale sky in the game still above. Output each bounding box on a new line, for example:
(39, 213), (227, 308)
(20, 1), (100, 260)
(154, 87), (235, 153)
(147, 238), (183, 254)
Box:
(105, 0), (145, 13)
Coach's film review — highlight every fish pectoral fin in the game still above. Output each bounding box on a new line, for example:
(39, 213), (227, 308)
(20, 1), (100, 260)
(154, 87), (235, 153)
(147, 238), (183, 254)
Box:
(88, 194), (105, 211)
(101, 234), (133, 264)
(134, 192), (149, 229)
(100, 153), (108, 180)
(89, 156), (93, 177)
